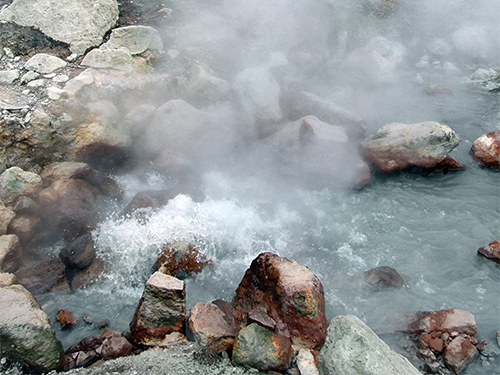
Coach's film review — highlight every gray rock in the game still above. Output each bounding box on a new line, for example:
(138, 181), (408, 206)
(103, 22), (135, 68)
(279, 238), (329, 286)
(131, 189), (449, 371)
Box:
(24, 53), (67, 74)
(0, 284), (65, 372)
(81, 47), (133, 72)
(0, 200), (16, 235)
(317, 315), (421, 375)
(0, 69), (20, 84)
(364, 266), (406, 291)
(104, 25), (163, 55)
(186, 63), (229, 105)
(20, 70), (40, 84)
(0, 0), (119, 55)
(0, 167), (43, 204)
(0, 234), (22, 273)
(59, 233), (96, 270)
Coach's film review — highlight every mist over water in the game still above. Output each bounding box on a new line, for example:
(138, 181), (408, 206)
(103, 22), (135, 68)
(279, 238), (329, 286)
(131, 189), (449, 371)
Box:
(41, 1), (499, 373)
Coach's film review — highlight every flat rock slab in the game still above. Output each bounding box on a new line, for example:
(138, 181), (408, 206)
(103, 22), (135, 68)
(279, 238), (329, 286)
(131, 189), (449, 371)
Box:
(24, 53), (67, 74)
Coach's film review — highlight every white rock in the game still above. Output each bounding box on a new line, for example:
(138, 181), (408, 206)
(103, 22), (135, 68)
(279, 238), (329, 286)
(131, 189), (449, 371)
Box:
(21, 71), (40, 85)
(346, 47), (396, 85)
(0, 70), (20, 84)
(104, 25), (163, 55)
(24, 53), (67, 74)
(63, 68), (95, 97)
(427, 38), (453, 56)
(47, 86), (65, 100)
(52, 74), (69, 83)
(81, 47), (133, 72)
(297, 348), (320, 375)
(27, 79), (45, 88)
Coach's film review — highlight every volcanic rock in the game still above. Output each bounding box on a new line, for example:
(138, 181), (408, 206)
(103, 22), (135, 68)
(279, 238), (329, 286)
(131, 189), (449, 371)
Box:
(81, 47), (133, 72)
(59, 233), (96, 270)
(364, 266), (406, 291)
(0, 167), (43, 204)
(7, 214), (40, 245)
(71, 169), (123, 198)
(232, 252), (328, 350)
(104, 25), (164, 55)
(317, 315), (421, 375)
(188, 302), (238, 354)
(360, 122), (460, 173)
(0, 69), (20, 84)
(470, 131), (500, 170)
(40, 162), (91, 185)
(156, 241), (212, 278)
(0, 200), (15, 235)
(12, 196), (40, 215)
(100, 330), (133, 360)
(232, 323), (292, 372)
(24, 53), (67, 74)
(56, 308), (77, 328)
(444, 336), (479, 374)
(185, 63), (229, 106)
(0, 234), (22, 273)
(130, 271), (186, 346)
(403, 308), (477, 336)
(477, 240), (500, 263)
(0, 284), (65, 372)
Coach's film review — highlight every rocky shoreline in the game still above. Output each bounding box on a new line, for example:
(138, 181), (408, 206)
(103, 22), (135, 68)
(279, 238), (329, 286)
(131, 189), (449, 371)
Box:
(1, 0), (499, 374)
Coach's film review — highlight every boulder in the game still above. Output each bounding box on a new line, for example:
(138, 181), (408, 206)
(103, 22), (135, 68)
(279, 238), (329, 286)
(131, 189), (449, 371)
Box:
(0, 0), (119, 55)
(71, 169), (123, 198)
(470, 131), (500, 170)
(403, 309), (477, 336)
(186, 63), (229, 105)
(24, 53), (67, 74)
(232, 252), (328, 350)
(7, 214), (40, 245)
(59, 233), (96, 270)
(0, 272), (18, 286)
(130, 271), (186, 346)
(156, 241), (212, 278)
(364, 266), (406, 291)
(0, 167), (43, 204)
(360, 122), (460, 173)
(104, 25), (163, 55)
(477, 240), (500, 263)
(0, 234), (22, 273)
(232, 323), (292, 372)
(56, 309), (77, 328)
(81, 47), (133, 72)
(188, 302), (238, 354)
(317, 315), (421, 375)
(0, 200), (15, 235)
(100, 330), (133, 360)
(444, 336), (479, 374)
(0, 284), (65, 372)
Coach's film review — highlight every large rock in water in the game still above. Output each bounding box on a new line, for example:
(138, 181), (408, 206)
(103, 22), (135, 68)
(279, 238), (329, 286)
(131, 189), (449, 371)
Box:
(470, 130), (500, 170)
(0, 284), (65, 372)
(0, 0), (119, 55)
(232, 252), (328, 350)
(360, 122), (460, 173)
(317, 315), (421, 375)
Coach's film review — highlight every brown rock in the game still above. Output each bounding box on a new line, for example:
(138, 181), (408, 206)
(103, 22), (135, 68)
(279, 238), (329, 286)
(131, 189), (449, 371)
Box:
(364, 266), (406, 291)
(0, 234), (22, 273)
(157, 331), (189, 348)
(470, 130), (500, 170)
(156, 241), (212, 278)
(232, 252), (328, 350)
(72, 169), (122, 198)
(477, 240), (500, 263)
(444, 336), (479, 374)
(100, 331), (133, 360)
(427, 156), (466, 174)
(248, 306), (276, 331)
(56, 309), (77, 328)
(7, 214), (40, 245)
(403, 309), (477, 336)
(75, 141), (129, 174)
(40, 162), (91, 186)
(12, 196), (40, 215)
(212, 299), (237, 330)
(419, 332), (444, 353)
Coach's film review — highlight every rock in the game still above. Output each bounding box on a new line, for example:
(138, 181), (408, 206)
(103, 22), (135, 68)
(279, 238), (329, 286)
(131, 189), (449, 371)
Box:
(71, 168), (123, 198)
(419, 332), (444, 353)
(12, 196), (40, 215)
(56, 308), (77, 328)
(123, 190), (174, 214)
(360, 122), (460, 173)
(59, 233), (96, 270)
(444, 336), (479, 374)
(0, 69), (20, 84)
(7, 214), (40, 245)
(70, 257), (106, 290)
(232, 252), (328, 350)
(63, 68), (96, 97)
(364, 266), (406, 291)
(186, 63), (229, 105)
(232, 323), (292, 372)
(477, 240), (500, 263)
(247, 306), (276, 331)
(157, 331), (189, 348)
(130, 271), (186, 346)
(0, 200), (16, 235)
(104, 25), (163, 55)
(0, 0), (119, 55)
(0, 284), (65, 372)
(100, 330), (133, 360)
(497, 331), (500, 347)
(188, 302), (238, 354)
(0, 234), (22, 273)
(40, 161), (91, 185)
(427, 156), (466, 174)
(296, 348), (319, 375)
(470, 131), (500, 170)
(361, 0), (399, 17)
(24, 53), (67, 74)
(317, 315), (421, 375)
(81, 47), (133, 72)
(403, 309), (477, 336)
(0, 272), (18, 286)
(37, 179), (99, 241)
(21, 70), (40, 84)
(0, 167), (43, 204)
(469, 68), (500, 92)
(156, 241), (212, 278)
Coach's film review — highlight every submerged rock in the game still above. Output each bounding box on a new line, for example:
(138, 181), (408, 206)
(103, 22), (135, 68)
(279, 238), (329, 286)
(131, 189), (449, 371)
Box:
(477, 240), (500, 263)
(56, 308), (77, 328)
(59, 233), (96, 270)
(364, 266), (406, 291)
(470, 131), (500, 170)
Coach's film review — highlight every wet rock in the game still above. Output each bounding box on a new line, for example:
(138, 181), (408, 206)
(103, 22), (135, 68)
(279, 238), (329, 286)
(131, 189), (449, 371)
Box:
(70, 257), (106, 290)
(40, 161), (91, 185)
(130, 271), (186, 346)
(59, 233), (96, 270)
(0, 234), (22, 273)
(0, 69), (20, 84)
(361, 0), (399, 18)
(81, 47), (133, 72)
(0, 166), (43, 204)
(469, 68), (500, 92)
(156, 241), (212, 278)
(72, 169), (122, 198)
(403, 309), (477, 336)
(24, 53), (67, 74)
(296, 348), (320, 375)
(477, 240), (500, 263)
(37, 179), (99, 241)
(0, 272), (18, 286)
(7, 214), (40, 245)
(0, 199), (15, 235)
(419, 332), (444, 353)
(123, 190), (174, 214)
(470, 131), (500, 170)
(232, 323), (292, 372)
(317, 315), (421, 375)
(100, 330), (133, 360)
(188, 302), (238, 354)
(360, 121), (460, 173)
(104, 25), (163, 55)
(444, 336), (479, 374)
(232, 252), (328, 350)
(247, 306), (276, 331)
(65, 335), (103, 369)
(364, 266), (406, 291)
(0, 284), (65, 372)
(56, 308), (77, 328)
(427, 156), (466, 174)
(0, 0), (119, 55)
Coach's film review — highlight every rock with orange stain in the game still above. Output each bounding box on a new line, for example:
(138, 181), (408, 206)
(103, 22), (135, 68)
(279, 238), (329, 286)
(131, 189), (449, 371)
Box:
(56, 309), (77, 328)
(403, 308), (477, 336)
(477, 240), (500, 263)
(470, 131), (500, 170)
(156, 241), (212, 279)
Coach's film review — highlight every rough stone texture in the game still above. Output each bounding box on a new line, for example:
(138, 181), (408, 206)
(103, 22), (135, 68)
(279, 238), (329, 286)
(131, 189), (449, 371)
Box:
(470, 131), (500, 170)
(59, 233), (96, 269)
(364, 266), (406, 291)
(24, 53), (67, 74)
(130, 271), (186, 346)
(0, 69), (20, 84)
(40, 161), (91, 185)
(0, 166), (43, 204)
(360, 122), (460, 173)
(0, 284), (65, 372)
(156, 241), (212, 278)
(477, 240), (500, 263)
(188, 302), (238, 354)
(56, 308), (77, 328)
(72, 168), (123, 198)
(317, 315), (421, 375)
(12, 196), (40, 215)
(444, 336), (479, 374)
(0, 272), (18, 286)
(403, 309), (477, 336)
(296, 348), (320, 375)
(0, 199), (16, 235)
(232, 252), (328, 350)
(81, 47), (133, 72)
(100, 330), (133, 360)
(232, 323), (292, 372)
(0, 0), (119, 55)
(104, 25), (163, 55)
(0, 234), (22, 273)
(7, 214), (40, 244)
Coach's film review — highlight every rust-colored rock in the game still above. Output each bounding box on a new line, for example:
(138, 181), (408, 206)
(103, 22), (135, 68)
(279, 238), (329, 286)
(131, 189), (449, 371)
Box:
(477, 240), (500, 263)
(56, 309), (77, 328)
(232, 252), (328, 350)
(100, 330), (133, 360)
(470, 130), (500, 170)
(444, 336), (478, 374)
(403, 309), (477, 336)
(419, 332), (444, 353)
(156, 241), (212, 278)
